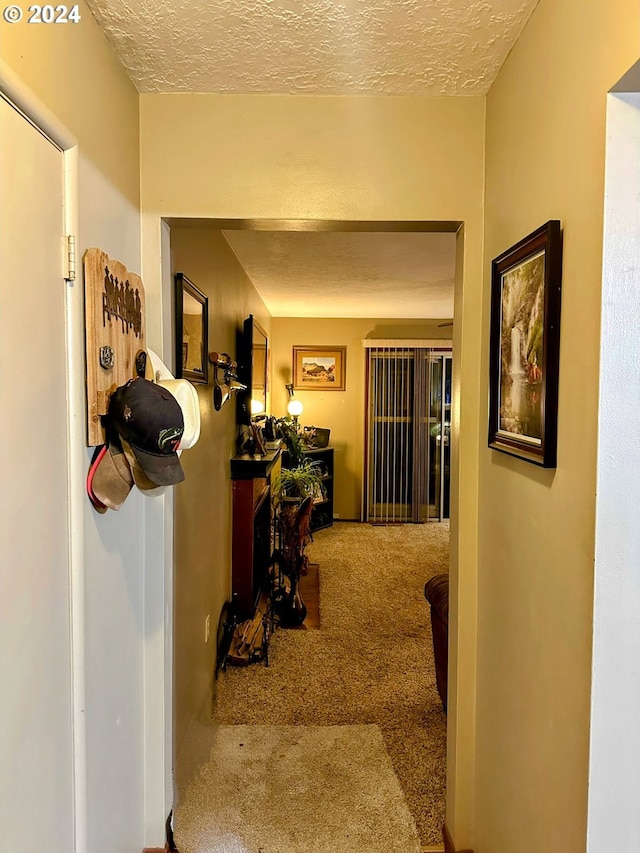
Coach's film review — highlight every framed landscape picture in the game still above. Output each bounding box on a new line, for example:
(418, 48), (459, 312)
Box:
(488, 220), (563, 467)
(293, 346), (347, 391)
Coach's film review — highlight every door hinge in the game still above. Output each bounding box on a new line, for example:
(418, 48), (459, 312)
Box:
(66, 234), (76, 281)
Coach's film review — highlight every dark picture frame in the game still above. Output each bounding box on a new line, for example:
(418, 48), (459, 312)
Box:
(488, 220), (563, 467)
(293, 346), (347, 391)
(175, 273), (208, 384)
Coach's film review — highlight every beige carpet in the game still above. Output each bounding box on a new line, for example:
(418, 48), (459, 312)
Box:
(177, 522), (449, 849)
(175, 724), (422, 853)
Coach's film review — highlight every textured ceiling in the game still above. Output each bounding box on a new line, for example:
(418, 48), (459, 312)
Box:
(87, 0), (538, 95)
(221, 231), (456, 318)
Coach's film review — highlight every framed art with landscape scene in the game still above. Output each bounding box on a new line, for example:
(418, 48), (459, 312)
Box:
(293, 346), (347, 391)
(488, 220), (563, 467)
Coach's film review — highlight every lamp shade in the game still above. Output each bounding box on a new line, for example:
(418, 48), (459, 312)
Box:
(287, 399), (304, 417)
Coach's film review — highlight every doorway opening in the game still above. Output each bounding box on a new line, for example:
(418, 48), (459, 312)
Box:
(163, 217), (463, 852)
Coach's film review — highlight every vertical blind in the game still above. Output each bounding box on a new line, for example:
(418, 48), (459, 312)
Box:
(364, 341), (452, 524)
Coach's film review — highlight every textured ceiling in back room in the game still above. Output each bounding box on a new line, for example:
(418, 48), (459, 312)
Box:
(221, 230), (456, 318)
(86, 0), (538, 95)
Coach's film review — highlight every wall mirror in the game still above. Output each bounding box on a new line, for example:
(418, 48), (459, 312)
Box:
(251, 319), (268, 417)
(237, 314), (268, 424)
(175, 273), (208, 384)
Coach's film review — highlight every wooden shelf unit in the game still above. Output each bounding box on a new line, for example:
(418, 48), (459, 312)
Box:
(230, 446), (281, 620)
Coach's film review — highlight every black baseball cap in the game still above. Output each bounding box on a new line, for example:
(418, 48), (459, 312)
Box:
(108, 377), (185, 486)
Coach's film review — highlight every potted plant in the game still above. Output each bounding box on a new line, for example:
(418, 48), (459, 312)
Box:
(273, 458), (325, 507)
(275, 416), (306, 466)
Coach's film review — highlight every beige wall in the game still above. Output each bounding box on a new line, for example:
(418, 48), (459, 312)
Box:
(476, 2), (640, 851)
(170, 227), (271, 764)
(2, 4), (139, 212)
(141, 96), (486, 840)
(2, 6), (149, 851)
(141, 95), (484, 222)
(271, 318), (452, 520)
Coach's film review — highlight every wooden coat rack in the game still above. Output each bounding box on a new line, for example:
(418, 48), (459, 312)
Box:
(84, 248), (146, 446)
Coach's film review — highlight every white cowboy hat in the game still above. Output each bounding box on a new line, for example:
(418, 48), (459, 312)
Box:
(145, 348), (201, 452)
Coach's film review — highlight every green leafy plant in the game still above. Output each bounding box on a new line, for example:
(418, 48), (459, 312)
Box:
(273, 459), (325, 506)
(275, 416), (306, 466)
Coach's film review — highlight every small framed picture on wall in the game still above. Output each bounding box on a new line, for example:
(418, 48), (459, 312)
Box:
(293, 346), (347, 391)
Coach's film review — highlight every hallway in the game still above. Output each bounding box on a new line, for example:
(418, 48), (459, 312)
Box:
(175, 522), (449, 852)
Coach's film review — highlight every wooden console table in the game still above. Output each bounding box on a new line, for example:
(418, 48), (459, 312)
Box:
(230, 446), (281, 619)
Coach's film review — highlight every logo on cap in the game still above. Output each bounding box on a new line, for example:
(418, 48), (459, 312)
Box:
(108, 378), (185, 486)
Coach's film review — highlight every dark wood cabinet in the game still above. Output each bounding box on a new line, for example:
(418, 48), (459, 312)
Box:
(230, 447), (281, 619)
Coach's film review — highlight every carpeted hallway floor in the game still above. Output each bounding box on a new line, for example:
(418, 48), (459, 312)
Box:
(176, 521), (449, 850)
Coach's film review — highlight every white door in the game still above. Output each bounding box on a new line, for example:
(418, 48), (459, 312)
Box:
(0, 95), (74, 850)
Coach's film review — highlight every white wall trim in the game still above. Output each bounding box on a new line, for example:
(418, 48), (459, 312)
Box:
(64, 144), (88, 853)
(445, 224), (477, 849)
(141, 215), (175, 844)
(588, 89), (640, 852)
(161, 218), (175, 819)
(0, 59), (76, 150)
